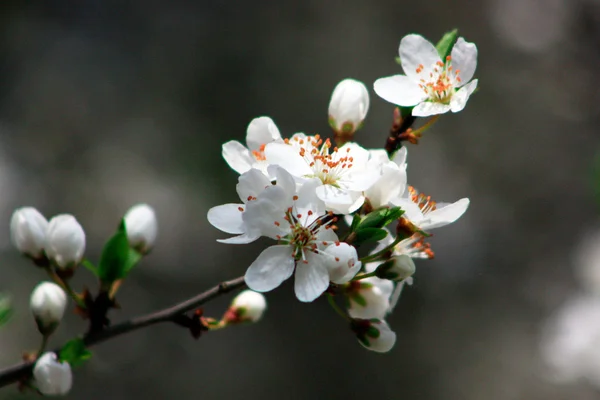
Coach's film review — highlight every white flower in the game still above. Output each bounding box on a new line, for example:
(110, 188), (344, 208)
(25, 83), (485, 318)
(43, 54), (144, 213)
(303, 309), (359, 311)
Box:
(326, 242), (362, 284)
(374, 34), (478, 117)
(30, 282), (67, 335)
(328, 78), (370, 134)
(352, 319), (396, 353)
(45, 214), (86, 269)
(228, 290), (267, 322)
(392, 186), (469, 232)
(209, 166), (358, 302)
(347, 277), (394, 320)
(124, 203), (158, 253)
(265, 134), (379, 214)
(33, 352), (72, 396)
(364, 147), (408, 209)
(10, 207), (48, 259)
(222, 116), (283, 176)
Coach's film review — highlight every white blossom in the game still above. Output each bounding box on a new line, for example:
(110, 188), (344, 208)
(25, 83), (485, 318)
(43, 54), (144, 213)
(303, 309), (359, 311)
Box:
(229, 290), (267, 322)
(265, 134), (379, 214)
(347, 277), (394, 320)
(328, 78), (370, 135)
(45, 214), (86, 269)
(374, 34), (478, 117)
(222, 116), (283, 176)
(30, 282), (67, 335)
(10, 207), (48, 259)
(33, 352), (72, 396)
(124, 203), (158, 253)
(375, 254), (416, 281)
(364, 147), (408, 209)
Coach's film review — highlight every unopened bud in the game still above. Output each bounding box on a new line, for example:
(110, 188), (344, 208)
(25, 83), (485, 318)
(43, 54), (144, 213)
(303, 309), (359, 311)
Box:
(351, 318), (396, 353)
(224, 290), (267, 323)
(45, 215), (86, 269)
(124, 203), (158, 254)
(10, 207), (48, 260)
(30, 282), (67, 335)
(328, 78), (369, 141)
(326, 243), (361, 284)
(33, 352), (72, 396)
(375, 255), (416, 281)
(347, 277), (393, 320)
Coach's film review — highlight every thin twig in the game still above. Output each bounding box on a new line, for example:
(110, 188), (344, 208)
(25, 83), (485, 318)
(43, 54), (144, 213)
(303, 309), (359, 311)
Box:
(0, 276), (246, 389)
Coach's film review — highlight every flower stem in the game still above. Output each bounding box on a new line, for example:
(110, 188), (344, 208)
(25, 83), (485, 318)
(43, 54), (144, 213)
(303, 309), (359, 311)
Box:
(45, 268), (87, 310)
(411, 115), (440, 137)
(327, 294), (350, 321)
(351, 271), (377, 281)
(360, 237), (402, 263)
(37, 334), (49, 357)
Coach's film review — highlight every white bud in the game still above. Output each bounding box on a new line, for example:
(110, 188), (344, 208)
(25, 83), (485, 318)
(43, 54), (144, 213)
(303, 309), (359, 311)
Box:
(328, 78), (370, 134)
(228, 290), (267, 323)
(348, 277), (394, 320)
(375, 255), (416, 281)
(33, 352), (72, 396)
(10, 207), (48, 259)
(124, 204), (158, 254)
(45, 215), (86, 269)
(353, 319), (396, 353)
(30, 282), (67, 335)
(326, 243), (362, 284)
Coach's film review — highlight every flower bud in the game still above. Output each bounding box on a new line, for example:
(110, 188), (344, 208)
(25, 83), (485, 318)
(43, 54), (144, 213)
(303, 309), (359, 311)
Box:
(33, 352), (72, 396)
(351, 319), (396, 353)
(375, 255), (416, 281)
(224, 290), (267, 323)
(124, 203), (158, 254)
(326, 243), (361, 284)
(347, 277), (393, 320)
(328, 78), (369, 136)
(30, 282), (67, 335)
(45, 214), (86, 269)
(10, 207), (48, 259)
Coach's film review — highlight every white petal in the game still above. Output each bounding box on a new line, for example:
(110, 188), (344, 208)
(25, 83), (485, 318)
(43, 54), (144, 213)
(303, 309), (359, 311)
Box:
(236, 169), (271, 203)
(450, 38), (478, 86)
(365, 167), (406, 209)
(450, 79), (478, 113)
(246, 117), (282, 151)
(399, 34), (441, 82)
(207, 204), (245, 234)
(222, 141), (255, 175)
(264, 143), (313, 177)
(422, 198), (470, 230)
(295, 179), (326, 225)
(392, 147), (408, 167)
(294, 252), (330, 302)
(411, 101), (452, 117)
(368, 149), (390, 167)
(316, 185), (364, 214)
(243, 187), (290, 239)
(373, 75), (426, 107)
(360, 320), (396, 353)
(217, 233), (260, 244)
(268, 165), (297, 200)
(325, 243), (361, 284)
(245, 245), (295, 292)
(388, 281), (409, 312)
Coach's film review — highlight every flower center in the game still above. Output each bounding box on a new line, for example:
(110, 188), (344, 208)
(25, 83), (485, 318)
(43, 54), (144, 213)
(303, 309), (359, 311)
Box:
(408, 186), (437, 213)
(251, 144), (268, 161)
(415, 56), (461, 104)
(395, 234), (435, 260)
(285, 135), (355, 187)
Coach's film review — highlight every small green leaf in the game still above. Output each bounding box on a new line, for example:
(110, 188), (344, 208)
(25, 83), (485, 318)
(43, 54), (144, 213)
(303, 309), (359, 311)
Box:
(354, 228), (388, 245)
(358, 207), (404, 230)
(435, 29), (458, 60)
(81, 259), (98, 277)
(349, 213), (362, 232)
(58, 338), (92, 367)
(98, 220), (141, 284)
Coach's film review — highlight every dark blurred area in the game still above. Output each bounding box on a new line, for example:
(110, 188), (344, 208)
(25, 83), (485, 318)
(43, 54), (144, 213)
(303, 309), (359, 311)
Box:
(1, 0), (600, 399)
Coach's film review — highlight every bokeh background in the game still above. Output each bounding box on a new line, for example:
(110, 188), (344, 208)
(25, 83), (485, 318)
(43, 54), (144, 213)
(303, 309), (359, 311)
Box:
(1, 0), (600, 399)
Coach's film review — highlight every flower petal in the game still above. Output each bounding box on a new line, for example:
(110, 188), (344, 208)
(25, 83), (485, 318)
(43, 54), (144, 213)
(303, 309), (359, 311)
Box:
(294, 252), (330, 302)
(222, 141), (255, 175)
(245, 245), (295, 292)
(399, 34), (441, 82)
(392, 147), (408, 168)
(365, 166), (406, 209)
(450, 79), (478, 113)
(236, 169), (272, 203)
(316, 185), (364, 214)
(422, 198), (470, 230)
(243, 187), (290, 239)
(207, 204), (245, 234)
(411, 101), (452, 117)
(373, 75), (426, 107)
(217, 233), (260, 244)
(450, 38), (478, 86)
(246, 117), (282, 151)
(264, 142), (313, 177)
(268, 165), (297, 200)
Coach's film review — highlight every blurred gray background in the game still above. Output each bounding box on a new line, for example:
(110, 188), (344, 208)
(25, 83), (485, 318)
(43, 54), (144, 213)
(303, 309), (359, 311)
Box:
(1, 0), (600, 399)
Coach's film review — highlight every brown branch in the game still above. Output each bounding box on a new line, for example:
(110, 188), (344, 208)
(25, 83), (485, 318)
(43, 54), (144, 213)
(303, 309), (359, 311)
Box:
(0, 276), (246, 389)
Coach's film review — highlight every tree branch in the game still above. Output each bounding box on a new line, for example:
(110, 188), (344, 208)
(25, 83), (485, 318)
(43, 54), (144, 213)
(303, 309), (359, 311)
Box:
(0, 276), (246, 389)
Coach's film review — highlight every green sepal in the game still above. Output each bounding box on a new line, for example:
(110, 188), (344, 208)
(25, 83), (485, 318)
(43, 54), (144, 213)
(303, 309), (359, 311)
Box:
(366, 325), (380, 338)
(352, 293), (367, 307)
(81, 259), (98, 277)
(98, 220), (142, 285)
(0, 295), (12, 327)
(354, 228), (388, 245)
(357, 207), (404, 231)
(435, 29), (458, 60)
(349, 213), (362, 232)
(58, 338), (92, 367)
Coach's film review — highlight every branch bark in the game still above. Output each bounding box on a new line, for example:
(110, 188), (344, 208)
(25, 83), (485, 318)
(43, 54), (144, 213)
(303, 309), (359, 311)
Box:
(0, 276), (246, 389)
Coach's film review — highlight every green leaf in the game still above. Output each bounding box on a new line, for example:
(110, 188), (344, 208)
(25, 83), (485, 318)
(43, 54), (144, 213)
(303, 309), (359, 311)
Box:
(58, 338), (92, 367)
(349, 213), (362, 232)
(0, 295), (12, 327)
(98, 220), (142, 284)
(435, 29), (458, 60)
(357, 207), (404, 230)
(354, 228), (388, 245)
(81, 259), (98, 277)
